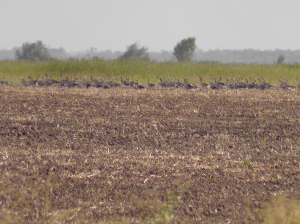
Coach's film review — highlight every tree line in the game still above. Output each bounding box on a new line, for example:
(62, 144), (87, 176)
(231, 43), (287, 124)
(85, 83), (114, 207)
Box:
(14, 38), (197, 62)
(1, 39), (298, 64)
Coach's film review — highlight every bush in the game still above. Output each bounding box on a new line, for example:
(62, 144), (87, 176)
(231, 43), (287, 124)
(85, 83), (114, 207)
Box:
(118, 43), (150, 60)
(16, 40), (52, 61)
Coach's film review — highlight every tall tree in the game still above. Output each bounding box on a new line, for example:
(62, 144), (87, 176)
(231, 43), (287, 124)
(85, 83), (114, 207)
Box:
(173, 37), (196, 61)
(16, 40), (51, 61)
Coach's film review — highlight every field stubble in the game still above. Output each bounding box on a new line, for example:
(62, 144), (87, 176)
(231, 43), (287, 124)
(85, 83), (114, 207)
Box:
(1, 85), (300, 223)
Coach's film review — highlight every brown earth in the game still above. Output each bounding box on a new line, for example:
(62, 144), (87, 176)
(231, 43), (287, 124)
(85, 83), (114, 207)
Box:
(1, 85), (300, 223)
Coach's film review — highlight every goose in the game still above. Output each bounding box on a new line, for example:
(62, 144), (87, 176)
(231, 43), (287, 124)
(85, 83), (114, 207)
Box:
(120, 77), (127, 87)
(90, 75), (98, 84)
(217, 77), (225, 86)
(90, 77), (108, 88)
(20, 77), (31, 87)
(173, 79), (183, 88)
(59, 74), (67, 87)
(157, 77), (166, 87)
(94, 81), (109, 89)
(106, 77), (118, 87)
(199, 77), (208, 88)
(279, 78), (290, 90)
(126, 77), (134, 87)
(112, 78), (120, 87)
(27, 76), (37, 86)
(90, 80), (108, 88)
(236, 78), (247, 89)
(133, 80), (145, 89)
(45, 74), (59, 85)
(119, 77), (132, 87)
(297, 79), (300, 89)
(245, 78), (255, 89)
(260, 77), (273, 89)
(90, 75), (98, 87)
(214, 78), (224, 89)
(36, 75), (50, 87)
(249, 78), (258, 89)
(183, 78), (197, 89)
(1, 76), (11, 86)
(165, 79), (175, 87)
(257, 83), (265, 90)
(255, 78), (265, 90)
(79, 76), (91, 88)
(225, 78), (234, 89)
(284, 79), (296, 90)
(229, 78), (239, 89)
(61, 77), (79, 88)
(147, 79), (155, 88)
(209, 78), (220, 89)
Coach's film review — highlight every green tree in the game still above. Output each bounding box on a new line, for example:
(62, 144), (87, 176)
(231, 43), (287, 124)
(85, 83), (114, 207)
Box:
(16, 40), (51, 61)
(173, 37), (196, 61)
(118, 43), (149, 60)
(277, 54), (285, 64)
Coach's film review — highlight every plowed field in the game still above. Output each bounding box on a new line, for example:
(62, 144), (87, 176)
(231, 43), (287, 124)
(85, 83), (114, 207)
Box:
(1, 86), (300, 223)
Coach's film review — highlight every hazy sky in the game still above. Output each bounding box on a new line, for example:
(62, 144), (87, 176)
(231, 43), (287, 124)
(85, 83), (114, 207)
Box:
(1, 0), (300, 52)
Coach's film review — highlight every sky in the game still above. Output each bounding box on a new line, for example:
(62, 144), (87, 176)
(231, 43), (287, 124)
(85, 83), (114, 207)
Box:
(1, 0), (300, 52)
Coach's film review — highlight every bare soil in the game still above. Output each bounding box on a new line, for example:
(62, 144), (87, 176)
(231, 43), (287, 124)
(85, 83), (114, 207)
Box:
(1, 86), (300, 223)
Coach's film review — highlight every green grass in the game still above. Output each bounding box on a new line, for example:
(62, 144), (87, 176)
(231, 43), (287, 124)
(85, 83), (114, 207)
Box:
(1, 59), (300, 85)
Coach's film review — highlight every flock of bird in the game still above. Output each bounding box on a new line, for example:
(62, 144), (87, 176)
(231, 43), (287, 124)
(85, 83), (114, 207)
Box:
(0, 74), (299, 91)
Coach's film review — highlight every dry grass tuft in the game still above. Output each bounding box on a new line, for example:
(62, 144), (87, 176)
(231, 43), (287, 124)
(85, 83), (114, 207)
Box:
(260, 195), (300, 224)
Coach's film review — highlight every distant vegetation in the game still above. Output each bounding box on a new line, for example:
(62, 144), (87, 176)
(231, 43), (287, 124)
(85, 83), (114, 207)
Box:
(1, 59), (300, 85)
(1, 46), (300, 64)
(173, 37), (196, 61)
(15, 41), (52, 61)
(118, 43), (150, 61)
(277, 54), (285, 64)
(1, 39), (300, 63)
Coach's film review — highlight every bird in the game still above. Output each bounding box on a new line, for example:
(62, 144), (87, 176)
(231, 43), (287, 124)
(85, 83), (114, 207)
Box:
(217, 77), (225, 86)
(147, 79), (155, 88)
(157, 77), (166, 87)
(120, 77), (127, 87)
(173, 79), (183, 88)
(44, 74), (59, 85)
(260, 77), (273, 89)
(209, 78), (221, 90)
(279, 78), (291, 90)
(183, 78), (197, 89)
(236, 78), (247, 89)
(90, 75), (98, 84)
(61, 77), (79, 88)
(127, 77), (135, 87)
(27, 76), (37, 86)
(36, 75), (50, 87)
(245, 78), (255, 89)
(93, 81), (109, 89)
(1, 76), (12, 86)
(297, 79), (300, 89)
(225, 78), (234, 89)
(199, 77), (208, 88)
(133, 80), (145, 89)
(78, 76), (91, 88)
(20, 77), (31, 87)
